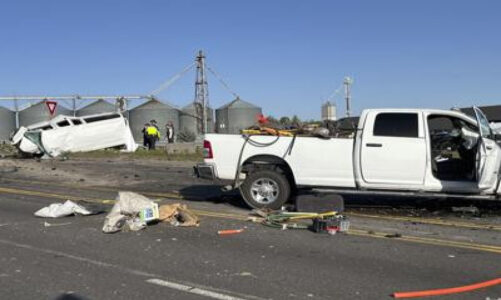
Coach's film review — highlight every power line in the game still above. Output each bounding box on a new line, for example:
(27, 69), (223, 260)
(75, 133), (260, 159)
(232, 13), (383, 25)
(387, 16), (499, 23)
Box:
(206, 65), (240, 99)
(149, 62), (196, 96)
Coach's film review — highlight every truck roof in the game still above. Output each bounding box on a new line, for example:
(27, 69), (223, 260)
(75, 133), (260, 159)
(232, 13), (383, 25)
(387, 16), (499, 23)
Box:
(362, 108), (477, 124)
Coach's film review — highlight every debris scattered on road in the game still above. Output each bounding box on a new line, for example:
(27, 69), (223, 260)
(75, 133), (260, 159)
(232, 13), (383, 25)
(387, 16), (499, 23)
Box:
(102, 192), (159, 233)
(44, 221), (72, 227)
(218, 229), (244, 236)
(158, 203), (199, 227)
(384, 233), (402, 238)
(452, 206), (480, 216)
(0, 143), (17, 158)
(34, 200), (97, 218)
(234, 271), (256, 278)
(312, 215), (350, 234)
(254, 209), (350, 234)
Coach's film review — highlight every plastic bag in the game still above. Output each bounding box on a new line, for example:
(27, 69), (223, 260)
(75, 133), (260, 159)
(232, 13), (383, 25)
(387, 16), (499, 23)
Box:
(102, 192), (158, 233)
(34, 200), (93, 218)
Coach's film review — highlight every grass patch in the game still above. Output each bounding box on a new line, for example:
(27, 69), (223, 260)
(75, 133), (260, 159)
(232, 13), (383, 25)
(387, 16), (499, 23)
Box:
(67, 147), (203, 161)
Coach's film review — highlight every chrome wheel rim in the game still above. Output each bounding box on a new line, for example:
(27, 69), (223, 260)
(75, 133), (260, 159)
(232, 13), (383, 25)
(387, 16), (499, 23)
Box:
(250, 178), (279, 204)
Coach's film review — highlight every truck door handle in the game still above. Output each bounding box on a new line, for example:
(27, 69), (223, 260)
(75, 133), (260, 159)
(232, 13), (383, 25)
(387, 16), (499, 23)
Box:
(366, 143), (382, 147)
(486, 145), (493, 150)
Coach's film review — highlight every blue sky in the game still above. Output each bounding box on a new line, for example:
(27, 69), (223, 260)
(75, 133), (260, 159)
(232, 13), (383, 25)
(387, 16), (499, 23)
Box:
(0, 0), (500, 119)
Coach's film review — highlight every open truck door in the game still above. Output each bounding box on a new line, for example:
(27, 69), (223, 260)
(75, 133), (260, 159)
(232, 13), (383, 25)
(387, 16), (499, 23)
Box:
(473, 106), (501, 190)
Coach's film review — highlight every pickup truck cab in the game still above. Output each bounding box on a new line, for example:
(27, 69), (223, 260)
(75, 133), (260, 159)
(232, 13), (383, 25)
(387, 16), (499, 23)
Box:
(197, 107), (501, 209)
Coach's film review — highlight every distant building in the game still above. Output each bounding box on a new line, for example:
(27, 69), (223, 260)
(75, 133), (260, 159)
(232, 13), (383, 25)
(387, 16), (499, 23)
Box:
(321, 101), (337, 121)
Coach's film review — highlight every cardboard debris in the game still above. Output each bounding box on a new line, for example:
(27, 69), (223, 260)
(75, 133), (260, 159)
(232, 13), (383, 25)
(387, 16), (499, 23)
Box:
(158, 203), (199, 227)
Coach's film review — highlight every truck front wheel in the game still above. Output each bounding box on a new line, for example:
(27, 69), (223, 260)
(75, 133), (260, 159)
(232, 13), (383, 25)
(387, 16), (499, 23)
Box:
(240, 169), (291, 210)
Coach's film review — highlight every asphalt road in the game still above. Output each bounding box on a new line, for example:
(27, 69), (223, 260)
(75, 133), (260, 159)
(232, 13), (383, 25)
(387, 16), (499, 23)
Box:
(0, 160), (500, 299)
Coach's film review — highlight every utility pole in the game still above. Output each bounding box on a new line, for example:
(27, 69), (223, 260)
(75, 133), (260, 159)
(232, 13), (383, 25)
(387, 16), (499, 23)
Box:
(72, 97), (77, 117)
(343, 77), (353, 117)
(194, 50), (209, 134)
(13, 98), (19, 129)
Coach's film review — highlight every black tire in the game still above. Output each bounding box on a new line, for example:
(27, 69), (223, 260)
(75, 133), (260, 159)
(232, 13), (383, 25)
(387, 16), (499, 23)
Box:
(240, 169), (291, 210)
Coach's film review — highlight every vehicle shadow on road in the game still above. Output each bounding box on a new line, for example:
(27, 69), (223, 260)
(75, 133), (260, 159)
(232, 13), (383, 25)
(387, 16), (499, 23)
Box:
(343, 194), (501, 216)
(178, 185), (249, 209)
(54, 293), (88, 300)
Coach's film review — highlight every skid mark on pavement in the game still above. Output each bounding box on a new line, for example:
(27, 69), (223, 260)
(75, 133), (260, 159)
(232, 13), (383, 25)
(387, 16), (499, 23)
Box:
(0, 238), (264, 300)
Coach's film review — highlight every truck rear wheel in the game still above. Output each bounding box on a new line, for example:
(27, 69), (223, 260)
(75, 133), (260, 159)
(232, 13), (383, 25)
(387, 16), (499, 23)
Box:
(240, 169), (291, 210)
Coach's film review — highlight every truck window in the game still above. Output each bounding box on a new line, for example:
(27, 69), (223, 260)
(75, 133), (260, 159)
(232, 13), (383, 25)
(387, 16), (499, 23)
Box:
(373, 113), (418, 138)
(84, 114), (120, 123)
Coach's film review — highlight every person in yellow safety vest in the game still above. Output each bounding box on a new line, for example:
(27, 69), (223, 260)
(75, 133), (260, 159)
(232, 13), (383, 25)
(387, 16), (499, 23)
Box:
(145, 125), (160, 150)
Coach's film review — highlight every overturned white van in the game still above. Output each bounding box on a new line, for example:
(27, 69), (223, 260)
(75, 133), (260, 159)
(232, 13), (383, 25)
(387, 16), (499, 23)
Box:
(11, 112), (137, 157)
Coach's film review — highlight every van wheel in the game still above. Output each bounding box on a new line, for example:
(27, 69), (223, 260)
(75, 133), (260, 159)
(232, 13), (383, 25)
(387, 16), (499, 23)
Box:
(240, 169), (291, 210)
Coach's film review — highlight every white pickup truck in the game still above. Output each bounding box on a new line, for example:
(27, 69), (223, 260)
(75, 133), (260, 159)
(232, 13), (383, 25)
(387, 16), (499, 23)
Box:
(196, 107), (501, 209)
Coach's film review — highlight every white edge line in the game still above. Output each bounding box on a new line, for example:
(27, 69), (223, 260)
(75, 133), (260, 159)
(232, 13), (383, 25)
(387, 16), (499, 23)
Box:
(0, 239), (263, 300)
(146, 278), (247, 300)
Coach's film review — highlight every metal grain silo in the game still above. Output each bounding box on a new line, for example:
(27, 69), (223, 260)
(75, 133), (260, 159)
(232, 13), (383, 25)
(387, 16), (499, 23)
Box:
(0, 106), (16, 141)
(128, 99), (180, 142)
(19, 101), (72, 127)
(216, 98), (262, 134)
(76, 99), (116, 116)
(179, 103), (214, 135)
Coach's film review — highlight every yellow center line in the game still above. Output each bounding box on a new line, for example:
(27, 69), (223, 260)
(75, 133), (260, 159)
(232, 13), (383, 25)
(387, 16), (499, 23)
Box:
(1, 181), (501, 254)
(348, 229), (501, 254)
(346, 212), (501, 231)
(4, 177), (500, 232)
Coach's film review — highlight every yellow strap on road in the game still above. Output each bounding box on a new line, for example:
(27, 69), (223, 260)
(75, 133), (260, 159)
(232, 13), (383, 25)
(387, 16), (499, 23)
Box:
(1, 177), (500, 231)
(0, 185), (500, 254)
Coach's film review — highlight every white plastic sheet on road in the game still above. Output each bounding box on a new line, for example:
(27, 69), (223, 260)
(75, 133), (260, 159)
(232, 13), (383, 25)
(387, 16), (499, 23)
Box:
(34, 200), (94, 218)
(11, 112), (138, 157)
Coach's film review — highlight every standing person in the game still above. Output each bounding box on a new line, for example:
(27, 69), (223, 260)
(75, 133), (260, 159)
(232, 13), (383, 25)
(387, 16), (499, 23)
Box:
(166, 122), (175, 143)
(145, 124), (160, 150)
(150, 119), (160, 142)
(150, 120), (159, 129)
(141, 123), (150, 147)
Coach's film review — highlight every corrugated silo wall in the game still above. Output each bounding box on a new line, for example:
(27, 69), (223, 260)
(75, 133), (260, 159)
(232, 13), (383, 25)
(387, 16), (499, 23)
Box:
(0, 107), (16, 141)
(180, 107), (214, 135)
(128, 104), (180, 143)
(76, 102), (116, 116)
(228, 107), (261, 134)
(19, 103), (73, 127)
(215, 108), (229, 134)
(207, 107), (215, 133)
(179, 106), (198, 135)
